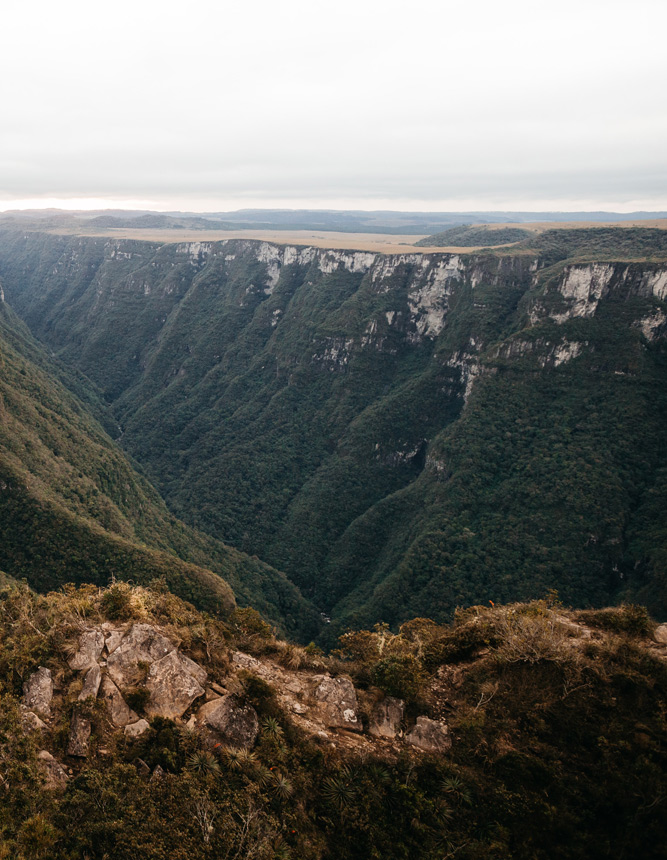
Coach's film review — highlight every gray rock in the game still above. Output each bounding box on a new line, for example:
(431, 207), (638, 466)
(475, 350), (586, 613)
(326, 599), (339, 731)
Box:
(37, 750), (68, 789)
(313, 676), (361, 731)
(150, 764), (165, 781)
(369, 696), (405, 738)
(654, 623), (667, 645)
(196, 694), (259, 748)
(124, 719), (150, 739)
(67, 711), (91, 757)
(144, 650), (207, 719)
(405, 716), (452, 753)
(69, 629), (105, 671)
(104, 629), (124, 656)
(23, 667), (53, 718)
(107, 623), (176, 688)
(20, 707), (49, 733)
(99, 675), (138, 727)
(78, 664), (102, 701)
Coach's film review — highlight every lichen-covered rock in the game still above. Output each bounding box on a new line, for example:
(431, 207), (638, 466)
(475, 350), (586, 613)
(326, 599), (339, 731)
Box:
(144, 651), (207, 719)
(23, 667), (53, 718)
(312, 676), (360, 731)
(99, 675), (138, 726)
(104, 628), (124, 656)
(196, 694), (259, 748)
(67, 711), (91, 757)
(124, 718), (150, 739)
(107, 624), (175, 688)
(405, 716), (452, 753)
(21, 707), (49, 733)
(369, 696), (404, 738)
(78, 664), (102, 701)
(37, 750), (68, 789)
(69, 629), (105, 671)
(654, 623), (667, 645)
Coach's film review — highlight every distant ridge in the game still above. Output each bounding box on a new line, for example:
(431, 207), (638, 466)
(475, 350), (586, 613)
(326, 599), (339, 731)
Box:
(1, 207), (666, 235)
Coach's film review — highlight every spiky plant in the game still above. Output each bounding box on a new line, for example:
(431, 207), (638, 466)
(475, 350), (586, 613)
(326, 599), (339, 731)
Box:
(268, 770), (293, 801)
(260, 716), (284, 738)
(187, 751), (220, 776)
(441, 776), (472, 806)
(219, 746), (257, 771)
(320, 766), (357, 813)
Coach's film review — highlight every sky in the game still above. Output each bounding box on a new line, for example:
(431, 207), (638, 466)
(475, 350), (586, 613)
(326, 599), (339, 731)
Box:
(1, 0), (666, 213)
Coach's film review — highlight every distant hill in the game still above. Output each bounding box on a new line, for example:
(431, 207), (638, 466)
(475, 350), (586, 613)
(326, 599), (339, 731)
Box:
(416, 225), (534, 247)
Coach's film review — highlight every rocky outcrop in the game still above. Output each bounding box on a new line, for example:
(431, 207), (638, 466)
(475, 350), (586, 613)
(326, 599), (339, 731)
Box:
(67, 711), (91, 757)
(21, 707), (49, 733)
(312, 676), (361, 731)
(69, 629), (105, 671)
(78, 664), (102, 701)
(144, 650), (207, 719)
(369, 696), (404, 739)
(23, 667), (53, 718)
(196, 694), (259, 748)
(654, 623), (667, 645)
(107, 623), (176, 688)
(37, 750), (68, 790)
(405, 716), (452, 753)
(99, 675), (138, 727)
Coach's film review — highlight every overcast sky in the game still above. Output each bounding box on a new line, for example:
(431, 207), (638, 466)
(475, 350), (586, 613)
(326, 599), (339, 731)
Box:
(1, 0), (666, 213)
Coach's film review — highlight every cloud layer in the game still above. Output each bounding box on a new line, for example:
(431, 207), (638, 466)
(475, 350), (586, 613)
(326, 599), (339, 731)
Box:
(2, 0), (666, 210)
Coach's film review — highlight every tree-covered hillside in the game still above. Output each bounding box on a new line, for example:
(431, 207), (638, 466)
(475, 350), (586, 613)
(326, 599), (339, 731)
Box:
(1, 229), (666, 637)
(0, 296), (318, 637)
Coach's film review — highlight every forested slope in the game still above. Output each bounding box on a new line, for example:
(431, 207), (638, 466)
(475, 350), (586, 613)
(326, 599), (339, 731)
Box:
(0, 294), (318, 636)
(1, 230), (666, 635)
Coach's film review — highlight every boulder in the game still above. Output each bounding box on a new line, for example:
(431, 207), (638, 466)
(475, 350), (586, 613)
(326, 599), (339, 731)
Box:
(369, 696), (404, 739)
(23, 667), (53, 718)
(196, 694), (259, 748)
(124, 719), (150, 739)
(313, 676), (361, 731)
(405, 716), (452, 753)
(99, 675), (138, 727)
(69, 629), (105, 671)
(654, 623), (667, 645)
(67, 711), (91, 757)
(20, 707), (49, 733)
(104, 629), (124, 656)
(37, 750), (68, 790)
(107, 624), (176, 688)
(144, 650), (207, 719)
(78, 664), (102, 702)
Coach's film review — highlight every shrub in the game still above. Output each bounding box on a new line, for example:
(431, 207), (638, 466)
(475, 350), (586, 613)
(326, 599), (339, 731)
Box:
(370, 655), (425, 703)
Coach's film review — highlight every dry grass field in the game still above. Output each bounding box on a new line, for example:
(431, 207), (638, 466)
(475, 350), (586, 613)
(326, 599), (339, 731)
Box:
(40, 218), (667, 254)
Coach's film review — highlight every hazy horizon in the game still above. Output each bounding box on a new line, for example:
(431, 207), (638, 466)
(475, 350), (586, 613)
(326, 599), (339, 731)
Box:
(2, 0), (665, 213)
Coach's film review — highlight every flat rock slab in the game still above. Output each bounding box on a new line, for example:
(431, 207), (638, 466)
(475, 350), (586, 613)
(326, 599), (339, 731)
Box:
(100, 675), (138, 727)
(38, 750), (68, 790)
(197, 694), (259, 748)
(124, 719), (150, 739)
(107, 624), (176, 688)
(69, 629), (105, 671)
(145, 650), (207, 719)
(23, 667), (53, 718)
(78, 665), (102, 701)
(67, 711), (91, 757)
(313, 676), (361, 731)
(405, 716), (452, 753)
(369, 696), (405, 738)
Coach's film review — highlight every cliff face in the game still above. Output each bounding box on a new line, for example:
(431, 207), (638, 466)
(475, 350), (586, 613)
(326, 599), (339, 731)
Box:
(1, 230), (666, 631)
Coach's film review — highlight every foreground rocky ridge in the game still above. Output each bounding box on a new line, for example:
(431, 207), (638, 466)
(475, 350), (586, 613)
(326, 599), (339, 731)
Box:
(2, 580), (666, 859)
